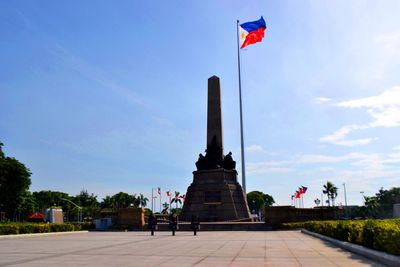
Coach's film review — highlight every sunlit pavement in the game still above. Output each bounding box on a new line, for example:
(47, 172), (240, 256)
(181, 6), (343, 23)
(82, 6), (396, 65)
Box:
(0, 230), (385, 267)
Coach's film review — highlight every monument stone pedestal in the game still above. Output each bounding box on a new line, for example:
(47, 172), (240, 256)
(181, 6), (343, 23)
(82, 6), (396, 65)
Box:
(181, 168), (250, 221)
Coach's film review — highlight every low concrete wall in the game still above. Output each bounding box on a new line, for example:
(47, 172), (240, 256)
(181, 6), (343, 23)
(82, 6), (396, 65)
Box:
(265, 206), (335, 228)
(117, 208), (145, 228)
(94, 208), (145, 229)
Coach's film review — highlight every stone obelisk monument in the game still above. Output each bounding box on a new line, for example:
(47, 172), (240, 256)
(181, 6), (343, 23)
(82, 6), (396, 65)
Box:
(180, 76), (251, 221)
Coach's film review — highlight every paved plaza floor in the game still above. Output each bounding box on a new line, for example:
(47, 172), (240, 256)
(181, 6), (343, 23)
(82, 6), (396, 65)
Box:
(0, 231), (385, 267)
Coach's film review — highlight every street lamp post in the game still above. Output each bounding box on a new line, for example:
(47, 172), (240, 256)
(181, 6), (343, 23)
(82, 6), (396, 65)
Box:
(321, 193), (324, 207)
(60, 198), (82, 222)
(360, 191), (365, 206)
(343, 183), (348, 218)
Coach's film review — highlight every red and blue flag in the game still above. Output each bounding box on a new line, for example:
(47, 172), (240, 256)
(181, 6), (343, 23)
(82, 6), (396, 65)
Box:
(240, 16), (266, 49)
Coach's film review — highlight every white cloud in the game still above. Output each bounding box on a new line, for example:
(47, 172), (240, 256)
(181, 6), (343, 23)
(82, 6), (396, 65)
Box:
(298, 152), (366, 164)
(392, 146), (400, 151)
(247, 160), (293, 175)
(248, 160), (292, 167)
(367, 106), (400, 128)
(247, 167), (293, 175)
(319, 125), (376, 146)
(320, 86), (400, 146)
(299, 151), (400, 186)
(314, 97), (332, 104)
(245, 145), (265, 153)
(337, 86), (400, 109)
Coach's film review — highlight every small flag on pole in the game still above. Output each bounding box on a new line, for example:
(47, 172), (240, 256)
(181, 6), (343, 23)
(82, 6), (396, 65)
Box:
(301, 186), (308, 194)
(239, 16), (266, 49)
(157, 187), (161, 195)
(180, 194), (186, 202)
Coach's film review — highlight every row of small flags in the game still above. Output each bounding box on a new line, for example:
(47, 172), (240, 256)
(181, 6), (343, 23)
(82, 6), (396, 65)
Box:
(157, 187), (186, 202)
(292, 185), (308, 199)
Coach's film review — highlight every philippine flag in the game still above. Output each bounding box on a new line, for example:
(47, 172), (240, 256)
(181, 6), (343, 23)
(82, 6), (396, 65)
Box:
(240, 16), (266, 49)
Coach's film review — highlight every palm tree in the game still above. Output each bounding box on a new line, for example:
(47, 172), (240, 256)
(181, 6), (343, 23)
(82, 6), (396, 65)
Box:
(137, 193), (149, 208)
(323, 181), (338, 206)
(170, 191), (182, 210)
(161, 202), (169, 214)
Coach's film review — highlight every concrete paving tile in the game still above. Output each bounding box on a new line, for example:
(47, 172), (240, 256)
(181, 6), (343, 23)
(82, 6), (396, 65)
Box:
(290, 251), (321, 258)
(230, 262), (265, 267)
(158, 256), (204, 267)
(264, 261), (301, 267)
(0, 231), (386, 267)
(296, 258), (337, 267)
(332, 259), (386, 267)
(264, 263), (301, 267)
(232, 257), (265, 265)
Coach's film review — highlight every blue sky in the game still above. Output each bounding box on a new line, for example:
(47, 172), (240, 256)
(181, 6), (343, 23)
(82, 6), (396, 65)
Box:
(1, 1), (400, 210)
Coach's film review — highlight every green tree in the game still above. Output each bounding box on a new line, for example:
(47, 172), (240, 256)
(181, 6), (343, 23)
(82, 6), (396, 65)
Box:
(32, 190), (78, 221)
(0, 142), (32, 220)
(19, 191), (37, 215)
(100, 192), (138, 211)
(101, 196), (113, 209)
(170, 191), (182, 210)
(362, 187), (400, 218)
(32, 190), (71, 210)
(364, 196), (379, 218)
(375, 187), (400, 205)
(72, 189), (100, 219)
(263, 193), (275, 207)
(137, 193), (149, 208)
(161, 202), (169, 214)
(0, 142), (4, 158)
(246, 191), (275, 213)
(247, 191), (264, 213)
(323, 181), (338, 206)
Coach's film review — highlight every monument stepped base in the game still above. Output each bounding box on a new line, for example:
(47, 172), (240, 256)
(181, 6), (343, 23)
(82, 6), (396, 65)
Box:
(154, 222), (272, 231)
(180, 168), (251, 221)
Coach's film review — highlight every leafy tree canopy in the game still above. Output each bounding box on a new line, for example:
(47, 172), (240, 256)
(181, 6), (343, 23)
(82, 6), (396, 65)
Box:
(0, 142), (32, 218)
(246, 191), (275, 212)
(375, 187), (400, 205)
(363, 187), (400, 218)
(72, 189), (99, 207)
(32, 190), (71, 210)
(100, 192), (139, 210)
(323, 181), (338, 206)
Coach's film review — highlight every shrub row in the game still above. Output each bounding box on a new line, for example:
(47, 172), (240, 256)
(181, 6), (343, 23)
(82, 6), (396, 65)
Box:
(281, 219), (400, 255)
(0, 222), (95, 235)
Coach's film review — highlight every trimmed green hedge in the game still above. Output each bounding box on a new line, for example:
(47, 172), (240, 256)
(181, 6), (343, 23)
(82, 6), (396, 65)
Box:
(0, 222), (95, 235)
(282, 219), (400, 255)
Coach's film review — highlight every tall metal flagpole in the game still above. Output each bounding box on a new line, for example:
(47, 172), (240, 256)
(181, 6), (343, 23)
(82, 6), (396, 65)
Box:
(159, 188), (162, 213)
(236, 20), (247, 195)
(151, 188), (154, 212)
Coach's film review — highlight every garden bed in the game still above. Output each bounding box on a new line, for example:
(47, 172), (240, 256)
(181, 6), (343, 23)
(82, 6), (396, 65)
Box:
(0, 222), (94, 235)
(281, 219), (400, 255)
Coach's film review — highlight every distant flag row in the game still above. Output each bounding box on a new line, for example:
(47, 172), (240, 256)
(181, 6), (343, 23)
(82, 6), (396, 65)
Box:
(156, 188), (185, 202)
(292, 186), (308, 199)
